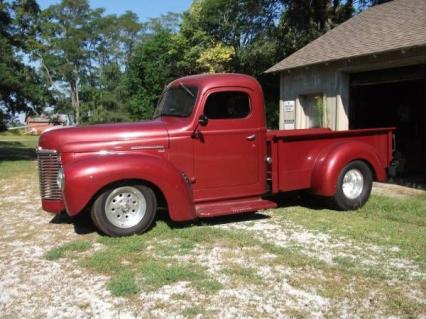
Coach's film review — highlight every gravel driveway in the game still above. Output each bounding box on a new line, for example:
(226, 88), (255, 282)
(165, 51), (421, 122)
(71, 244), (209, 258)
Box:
(0, 168), (425, 318)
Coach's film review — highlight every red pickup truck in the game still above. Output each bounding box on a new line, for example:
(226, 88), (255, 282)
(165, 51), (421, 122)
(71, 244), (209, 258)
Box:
(37, 74), (394, 236)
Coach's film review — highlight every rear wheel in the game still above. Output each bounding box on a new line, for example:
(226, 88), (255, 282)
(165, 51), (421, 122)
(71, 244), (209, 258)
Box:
(91, 183), (156, 237)
(330, 161), (373, 210)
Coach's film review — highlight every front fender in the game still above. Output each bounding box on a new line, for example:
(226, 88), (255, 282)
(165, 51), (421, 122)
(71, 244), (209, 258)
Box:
(311, 141), (387, 196)
(62, 153), (196, 221)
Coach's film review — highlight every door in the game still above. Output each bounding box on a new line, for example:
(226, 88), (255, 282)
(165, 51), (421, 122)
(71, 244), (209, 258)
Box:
(193, 89), (261, 201)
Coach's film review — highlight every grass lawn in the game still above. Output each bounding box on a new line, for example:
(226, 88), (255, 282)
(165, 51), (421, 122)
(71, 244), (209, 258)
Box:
(0, 132), (39, 179)
(277, 195), (426, 268)
(1, 133), (425, 317)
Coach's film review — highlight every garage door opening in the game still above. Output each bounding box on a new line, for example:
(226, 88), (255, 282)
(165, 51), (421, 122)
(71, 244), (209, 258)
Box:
(350, 67), (426, 188)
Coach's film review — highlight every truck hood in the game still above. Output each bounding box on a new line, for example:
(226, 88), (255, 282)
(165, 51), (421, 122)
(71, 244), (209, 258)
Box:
(38, 120), (169, 153)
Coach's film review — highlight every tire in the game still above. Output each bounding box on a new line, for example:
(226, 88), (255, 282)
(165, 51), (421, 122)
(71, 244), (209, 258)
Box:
(330, 160), (373, 211)
(91, 183), (157, 237)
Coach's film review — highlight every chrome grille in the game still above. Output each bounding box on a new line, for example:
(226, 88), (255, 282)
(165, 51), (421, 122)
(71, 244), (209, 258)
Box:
(37, 149), (62, 200)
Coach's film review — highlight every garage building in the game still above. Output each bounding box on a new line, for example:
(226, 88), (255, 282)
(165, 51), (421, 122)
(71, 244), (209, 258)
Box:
(266, 0), (426, 184)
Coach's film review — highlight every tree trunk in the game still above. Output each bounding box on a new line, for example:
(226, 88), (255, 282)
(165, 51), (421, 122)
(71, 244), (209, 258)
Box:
(70, 79), (80, 124)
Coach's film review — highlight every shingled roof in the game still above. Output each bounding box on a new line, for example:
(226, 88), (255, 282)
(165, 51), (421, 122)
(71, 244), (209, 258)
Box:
(266, 0), (426, 73)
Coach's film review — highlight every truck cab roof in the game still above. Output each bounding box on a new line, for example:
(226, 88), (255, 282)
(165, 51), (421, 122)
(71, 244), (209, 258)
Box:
(169, 73), (263, 95)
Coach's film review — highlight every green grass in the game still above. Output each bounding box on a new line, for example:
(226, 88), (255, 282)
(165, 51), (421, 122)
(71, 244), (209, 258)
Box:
(0, 134), (39, 179)
(46, 201), (425, 317)
(0, 129), (28, 136)
(139, 260), (222, 293)
(139, 260), (200, 289)
(36, 207), (426, 317)
(275, 194), (426, 268)
(182, 305), (206, 318)
(79, 222), (249, 296)
(107, 270), (139, 296)
(223, 265), (263, 285)
(45, 240), (92, 260)
(87, 221), (317, 297)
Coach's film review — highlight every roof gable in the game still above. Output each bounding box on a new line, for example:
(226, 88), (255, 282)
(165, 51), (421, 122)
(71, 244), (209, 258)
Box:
(266, 0), (426, 73)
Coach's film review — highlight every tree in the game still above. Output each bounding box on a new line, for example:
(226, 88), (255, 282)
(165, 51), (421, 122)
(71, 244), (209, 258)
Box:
(145, 12), (182, 34)
(118, 11), (144, 63)
(34, 0), (96, 124)
(125, 30), (178, 120)
(277, 0), (355, 58)
(177, 0), (281, 75)
(6, 0), (371, 128)
(173, 0), (366, 128)
(34, 0), (143, 124)
(171, 0), (283, 127)
(80, 62), (129, 124)
(0, 0), (51, 129)
(196, 43), (235, 73)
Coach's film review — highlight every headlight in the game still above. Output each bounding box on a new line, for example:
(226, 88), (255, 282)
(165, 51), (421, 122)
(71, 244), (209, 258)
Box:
(57, 168), (65, 191)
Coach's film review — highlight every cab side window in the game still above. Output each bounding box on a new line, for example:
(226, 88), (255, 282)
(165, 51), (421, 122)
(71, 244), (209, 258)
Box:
(204, 91), (250, 119)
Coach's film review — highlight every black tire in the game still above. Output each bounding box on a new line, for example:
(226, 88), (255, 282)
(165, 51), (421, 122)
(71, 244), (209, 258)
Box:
(330, 160), (373, 211)
(91, 183), (157, 237)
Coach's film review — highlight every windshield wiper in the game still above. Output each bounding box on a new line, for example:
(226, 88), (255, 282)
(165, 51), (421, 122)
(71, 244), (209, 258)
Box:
(179, 82), (194, 97)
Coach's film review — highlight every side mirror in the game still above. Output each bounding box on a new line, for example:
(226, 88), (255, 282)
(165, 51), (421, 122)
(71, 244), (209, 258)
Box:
(198, 114), (208, 126)
(192, 114), (208, 139)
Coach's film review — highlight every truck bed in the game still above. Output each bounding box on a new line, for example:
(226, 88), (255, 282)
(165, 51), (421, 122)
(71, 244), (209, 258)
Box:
(266, 127), (394, 194)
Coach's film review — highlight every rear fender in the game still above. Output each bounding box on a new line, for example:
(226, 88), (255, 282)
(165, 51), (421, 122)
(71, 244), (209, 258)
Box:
(62, 154), (196, 221)
(311, 141), (386, 196)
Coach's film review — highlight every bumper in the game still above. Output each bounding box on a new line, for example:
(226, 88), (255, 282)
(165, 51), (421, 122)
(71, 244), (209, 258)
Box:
(42, 199), (65, 214)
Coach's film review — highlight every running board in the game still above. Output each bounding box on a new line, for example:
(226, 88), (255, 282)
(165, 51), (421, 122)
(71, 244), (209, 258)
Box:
(195, 197), (277, 218)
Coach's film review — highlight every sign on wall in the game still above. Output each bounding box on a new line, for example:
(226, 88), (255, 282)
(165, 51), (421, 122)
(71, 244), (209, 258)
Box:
(283, 100), (295, 112)
(282, 100), (296, 129)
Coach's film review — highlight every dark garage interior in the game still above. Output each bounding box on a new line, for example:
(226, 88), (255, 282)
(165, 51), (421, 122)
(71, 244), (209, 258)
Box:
(349, 65), (426, 188)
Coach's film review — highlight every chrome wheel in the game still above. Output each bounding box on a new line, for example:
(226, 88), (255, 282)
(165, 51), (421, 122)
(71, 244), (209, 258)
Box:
(342, 169), (364, 200)
(105, 186), (147, 228)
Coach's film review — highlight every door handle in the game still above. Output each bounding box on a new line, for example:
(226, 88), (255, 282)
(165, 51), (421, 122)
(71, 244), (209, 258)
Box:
(246, 134), (256, 141)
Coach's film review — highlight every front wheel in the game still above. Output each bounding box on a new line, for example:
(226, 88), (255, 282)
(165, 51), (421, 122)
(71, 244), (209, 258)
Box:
(91, 183), (157, 237)
(330, 160), (373, 211)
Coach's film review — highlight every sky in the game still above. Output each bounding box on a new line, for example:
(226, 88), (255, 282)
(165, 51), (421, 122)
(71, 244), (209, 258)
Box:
(37, 0), (194, 22)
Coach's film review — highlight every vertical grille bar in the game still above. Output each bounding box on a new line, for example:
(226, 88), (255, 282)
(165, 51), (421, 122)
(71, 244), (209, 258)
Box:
(37, 149), (62, 200)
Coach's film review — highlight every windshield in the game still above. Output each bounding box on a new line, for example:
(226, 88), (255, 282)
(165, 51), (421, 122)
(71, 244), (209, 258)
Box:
(153, 84), (198, 118)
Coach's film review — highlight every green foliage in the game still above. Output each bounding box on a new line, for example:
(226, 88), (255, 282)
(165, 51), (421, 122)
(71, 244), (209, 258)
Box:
(171, 0), (359, 127)
(125, 30), (178, 120)
(1, 0), (373, 126)
(196, 43), (235, 73)
(33, 0), (143, 124)
(314, 95), (325, 128)
(178, 0), (281, 76)
(278, 0), (355, 58)
(0, 0), (51, 128)
(80, 63), (130, 124)
(265, 98), (280, 129)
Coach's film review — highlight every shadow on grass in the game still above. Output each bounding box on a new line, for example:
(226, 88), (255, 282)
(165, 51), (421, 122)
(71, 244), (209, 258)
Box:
(269, 191), (329, 210)
(0, 141), (36, 161)
(49, 192), (326, 236)
(157, 208), (270, 229)
(50, 211), (98, 235)
(49, 208), (272, 236)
